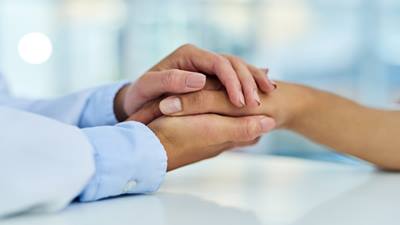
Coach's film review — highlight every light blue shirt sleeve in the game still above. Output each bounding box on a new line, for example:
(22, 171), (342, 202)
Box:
(80, 121), (168, 201)
(78, 81), (129, 127)
(0, 76), (129, 128)
(0, 75), (168, 215)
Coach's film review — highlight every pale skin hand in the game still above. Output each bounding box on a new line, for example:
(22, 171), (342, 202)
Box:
(157, 81), (400, 170)
(114, 44), (276, 121)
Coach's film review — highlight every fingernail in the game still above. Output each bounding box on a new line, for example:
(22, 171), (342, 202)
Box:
(160, 97), (182, 114)
(254, 89), (261, 106)
(261, 68), (269, 74)
(262, 68), (276, 90)
(260, 117), (276, 133)
(239, 93), (246, 107)
(270, 80), (278, 89)
(186, 74), (206, 88)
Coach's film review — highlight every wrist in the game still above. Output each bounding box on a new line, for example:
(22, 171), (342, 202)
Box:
(114, 85), (129, 122)
(148, 122), (175, 171)
(263, 82), (316, 130)
(283, 84), (318, 130)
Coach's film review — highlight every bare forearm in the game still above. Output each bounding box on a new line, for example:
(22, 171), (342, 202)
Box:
(158, 81), (400, 169)
(289, 86), (400, 169)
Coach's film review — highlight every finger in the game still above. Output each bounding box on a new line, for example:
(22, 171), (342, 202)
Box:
(248, 66), (276, 93)
(223, 55), (260, 107)
(159, 90), (261, 116)
(210, 56), (246, 108)
(166, 44), (246, 107)
(212, 115), (275, 143)
(128, 69), (206, 114)
(226, 116), (275, 142)
(181, 114), (274, 144)
(127, 99), (162, 124)
(217, 137), (262, 152)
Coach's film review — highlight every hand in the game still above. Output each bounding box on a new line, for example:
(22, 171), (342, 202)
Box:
(114, 69), (207, 121)
(150, 44), (276, 107)
(157, 81), (314, 129)
(114, 44), (276, 121)
(146, 114), (275, 171)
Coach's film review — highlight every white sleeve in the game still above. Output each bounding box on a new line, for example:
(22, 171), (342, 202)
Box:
(0, 107), (95, 217)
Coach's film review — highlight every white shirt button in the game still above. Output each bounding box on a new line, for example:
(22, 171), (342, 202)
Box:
(123, 180), (137, 193)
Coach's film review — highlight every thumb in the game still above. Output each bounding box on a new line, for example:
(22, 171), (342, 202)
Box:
(127, 99), (162, 124)
(218, 115), (276, 143)
(125, 69), (206, 115)
(188, 114), (275, 144)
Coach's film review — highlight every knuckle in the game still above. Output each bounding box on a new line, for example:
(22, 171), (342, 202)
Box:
(213, 56), (234, 80)
(217, 55), (231, 66)
(178, 43), (196, 52)
(162, 70), (181, 89)
(162, 71), (174, 88)
(224, 54), (244, 66)
(208, 91), (225, 108)
(241, 118), (260, 141)
(253, 67), (267, 78)
(189, 91), (207, 106)
(133, 77), (149, 99)
(229, 55), (243, 64)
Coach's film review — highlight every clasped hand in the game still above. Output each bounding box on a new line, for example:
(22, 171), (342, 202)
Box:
(114, 44), (278, 171)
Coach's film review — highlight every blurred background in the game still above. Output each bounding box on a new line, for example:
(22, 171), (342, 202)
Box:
(0, 0), (399, 164)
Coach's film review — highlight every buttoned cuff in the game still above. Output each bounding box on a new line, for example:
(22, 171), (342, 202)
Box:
(79, 121), (167, 201)
(79, 81), (130, 127)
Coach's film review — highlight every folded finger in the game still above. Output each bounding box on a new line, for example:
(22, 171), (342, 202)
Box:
(247, 65), (276, 93)
(128, 69), (206, 114)
(170, 44), (246, 107)
(223, 54), (260, 107)
(159, 90), (262, 116)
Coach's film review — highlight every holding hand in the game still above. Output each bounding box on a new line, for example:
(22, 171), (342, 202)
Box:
(158, 81), (310, 128)
(131, 80), (308, 129)
(147, 114), (275, 171)
(159, 80), (400, 170)
(114, 44), (276, 122)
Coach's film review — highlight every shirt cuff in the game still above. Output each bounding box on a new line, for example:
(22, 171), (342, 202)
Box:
(79, 121), (167, 201)
(79, 81), (130, 127)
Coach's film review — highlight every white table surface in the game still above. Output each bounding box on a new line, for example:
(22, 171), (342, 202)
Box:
(2, 152), (400, 225)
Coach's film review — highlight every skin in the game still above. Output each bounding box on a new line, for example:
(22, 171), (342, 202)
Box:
(112, 44), (277, 171)
(114, 44), (276, 121)
(147, 114), (275, 171)
(155, 81), (400, 170)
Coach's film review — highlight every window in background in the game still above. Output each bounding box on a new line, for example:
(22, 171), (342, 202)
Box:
(0, 0), (399, 162)
(0, 0), (58, 97)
